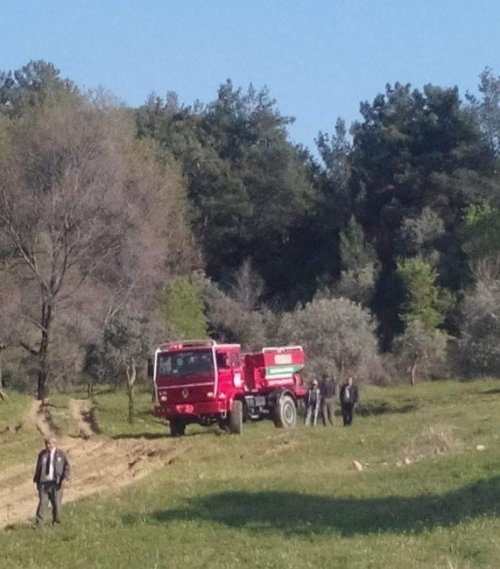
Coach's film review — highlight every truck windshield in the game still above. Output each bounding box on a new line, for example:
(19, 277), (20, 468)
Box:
(157, 349), (214, 378)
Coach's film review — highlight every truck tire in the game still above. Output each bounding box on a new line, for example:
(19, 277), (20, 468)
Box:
(170, 419), (186, 437)
(228, 400), (243, 434)
(274, 394), (297, 428)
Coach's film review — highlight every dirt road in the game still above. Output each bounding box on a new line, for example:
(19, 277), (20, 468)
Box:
(0, 401), (181, 530)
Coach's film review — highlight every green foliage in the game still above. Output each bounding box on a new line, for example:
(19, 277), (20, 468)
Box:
(464, 202), (500, 260)
(339, 216), (377, 273)
(160, 275), (207, 340)
(467, 67), (500, 157)
(332, 216), (379, 305)
(0, 60), (77, 118)
(135, 81), (317, 302)
(350, 82), (496, 341)
(397, 258), (453, 331)
(202, 277), (270, 350)
(277, 295), (379, 378)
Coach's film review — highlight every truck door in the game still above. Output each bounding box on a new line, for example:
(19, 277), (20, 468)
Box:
(216, 349), (243, 397)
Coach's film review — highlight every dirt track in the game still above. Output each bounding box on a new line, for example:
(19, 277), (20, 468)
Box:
(0, 401), (182, 530)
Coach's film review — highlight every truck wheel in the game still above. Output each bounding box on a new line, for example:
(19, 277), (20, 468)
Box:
(170, 419), (186, 437)
(228, 400), (243, 434)
(274, 394), (297, 428)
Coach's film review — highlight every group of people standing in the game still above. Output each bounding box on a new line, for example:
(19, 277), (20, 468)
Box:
(304, 375), (358, 427)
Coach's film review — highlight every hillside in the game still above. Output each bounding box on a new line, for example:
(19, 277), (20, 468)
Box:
(0, 380), (499, 568)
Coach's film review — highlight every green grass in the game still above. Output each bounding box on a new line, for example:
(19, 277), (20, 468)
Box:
(1, 379), (499, 568)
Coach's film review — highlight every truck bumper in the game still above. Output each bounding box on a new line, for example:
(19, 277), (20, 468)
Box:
(154, 400), (230, 420)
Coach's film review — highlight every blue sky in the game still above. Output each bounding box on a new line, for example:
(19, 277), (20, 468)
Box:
(1, 1), (499, 154)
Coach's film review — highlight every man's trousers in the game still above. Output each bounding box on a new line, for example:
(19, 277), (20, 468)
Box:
(36, 481), (63, 524)
(321, 398), (335, 426)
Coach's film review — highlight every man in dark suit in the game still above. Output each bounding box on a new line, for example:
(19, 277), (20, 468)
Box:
(339, 376), (359, 426)
(33, 436), (70, 525)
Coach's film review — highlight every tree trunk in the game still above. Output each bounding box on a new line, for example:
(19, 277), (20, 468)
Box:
(410, 359), (418, 386)
(126, 358), (137, 425)
(36, 300), (53, 401)
(0, 344), (9, 401)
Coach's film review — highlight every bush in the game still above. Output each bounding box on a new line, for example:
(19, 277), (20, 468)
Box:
(458, 273), (500, 376)
(276, 296), (379, 381)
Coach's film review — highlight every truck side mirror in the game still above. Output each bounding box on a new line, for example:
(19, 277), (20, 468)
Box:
(147, 358), (154, 378)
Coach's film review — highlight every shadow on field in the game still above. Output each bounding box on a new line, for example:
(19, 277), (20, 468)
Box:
(481, 388), (500, 395)
(112, 429), (217, 440)
(112, 433), (167, 440)
(356, 402), (418, 417)
(131, 475), (500, 536)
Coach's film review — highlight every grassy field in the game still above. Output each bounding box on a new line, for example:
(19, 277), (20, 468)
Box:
(0, 379), (499, 568)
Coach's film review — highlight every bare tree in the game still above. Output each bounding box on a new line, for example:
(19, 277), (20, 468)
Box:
(230, 258), (265, 310)
(0, 96), (190, 399)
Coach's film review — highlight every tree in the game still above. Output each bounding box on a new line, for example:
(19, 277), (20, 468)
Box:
(0, 60), (76, 117)
(202, 277), (271, 351)
(160, 275), (207, 340)
(332, 216), (379, 305)
(395, 258), (452, 384)
(135, 81), (317, 304)
(467, 68), (500, 157)
(397, 258), (453, 331)
(0, 92), (191, 399)
(277, 296), (379, 380)
(0, 341), (7, 400)
(458, 273), (500, 376)
(393, 321), (448, 385)
(463, 202), (500, 262)
(229, 258), (265, 310)
(350, 82), (496, 344)
(100, 314), (151, 424)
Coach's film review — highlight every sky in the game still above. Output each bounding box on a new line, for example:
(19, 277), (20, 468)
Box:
(1, 1), (500, 154)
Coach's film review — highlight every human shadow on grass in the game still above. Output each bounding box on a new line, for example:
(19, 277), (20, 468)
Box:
(129, 475), (499, 537)
(356, 401), (419, 417)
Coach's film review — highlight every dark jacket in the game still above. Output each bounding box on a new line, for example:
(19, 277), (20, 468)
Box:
(339, 383), (358, 406)
(320, 378), (336, 399)
(33, 448), (70, 486)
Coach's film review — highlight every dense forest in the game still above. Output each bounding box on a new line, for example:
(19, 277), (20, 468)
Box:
(0, 61), (499, 400)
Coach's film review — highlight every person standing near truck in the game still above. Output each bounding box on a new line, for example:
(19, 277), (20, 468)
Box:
(320, 373), (336, 426)
(339, 376), (359, 426)
(305, 379), (321, 426)
(33, 436), (70, 525)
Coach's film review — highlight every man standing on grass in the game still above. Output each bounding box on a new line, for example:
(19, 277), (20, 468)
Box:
(33, 436), (70, 525)
(319, 373), (336, 426)
(339, 376), (359, 426)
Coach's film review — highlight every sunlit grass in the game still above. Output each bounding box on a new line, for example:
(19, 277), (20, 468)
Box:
(1, 378), (499, 568)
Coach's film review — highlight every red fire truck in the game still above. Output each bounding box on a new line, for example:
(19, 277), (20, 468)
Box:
(153, 340), (306, 436)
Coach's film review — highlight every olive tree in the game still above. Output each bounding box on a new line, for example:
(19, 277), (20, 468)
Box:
(277, 296), (379, 380)
(458, 272), (500, 376)
(393, 321), (448, 385)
